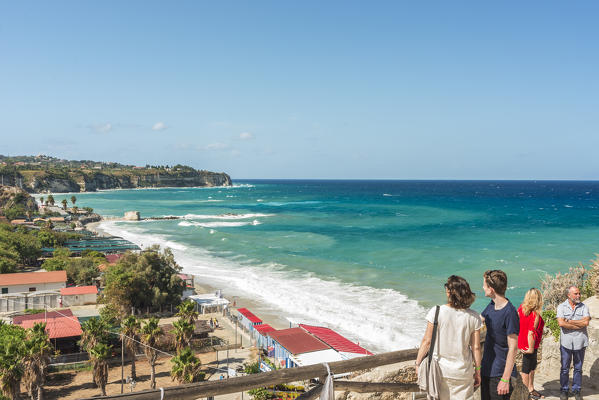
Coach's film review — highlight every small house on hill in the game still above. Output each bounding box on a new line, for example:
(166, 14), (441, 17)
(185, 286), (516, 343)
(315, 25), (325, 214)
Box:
(60, 285), (98, 306)
(13, 309), (82, 353)
(0, 270), (67, 294)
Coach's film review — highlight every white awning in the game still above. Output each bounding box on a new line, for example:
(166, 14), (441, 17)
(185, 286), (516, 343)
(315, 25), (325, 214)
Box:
(289, 349), (344, 367)
(188, 293), (230, 306)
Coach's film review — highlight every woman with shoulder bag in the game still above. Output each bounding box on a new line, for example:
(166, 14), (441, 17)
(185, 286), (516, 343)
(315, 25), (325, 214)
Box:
(518, 288), (545, 399)
(416, 275), (483, 400)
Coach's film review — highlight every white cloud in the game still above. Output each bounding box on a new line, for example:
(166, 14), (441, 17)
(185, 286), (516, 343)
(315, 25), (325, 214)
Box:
(89, 123), (113, 134)
(197, 142), (230, 151)
(239, 132), (253, 140)
(152, 122), (167, 131)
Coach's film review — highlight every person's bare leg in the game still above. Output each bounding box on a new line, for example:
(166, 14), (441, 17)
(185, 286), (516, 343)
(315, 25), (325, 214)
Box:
(521, 372), (530, 392)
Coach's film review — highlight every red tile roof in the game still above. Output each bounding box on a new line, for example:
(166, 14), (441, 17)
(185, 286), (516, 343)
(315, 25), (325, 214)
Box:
(268, 327), (330, 355)
(60, 286), (98, 295)
(14, 309), (82, 339)
(254, 324), (276, 335)
(105, 254), (123, 264)
(237, 308), (262, 324)
(13, 309), (74, 325)
(0, 271), (67, 286)
(300, 324), (373, 355)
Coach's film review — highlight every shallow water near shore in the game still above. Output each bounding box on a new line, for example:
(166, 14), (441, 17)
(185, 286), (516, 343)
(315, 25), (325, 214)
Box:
(53, 180), (599, 352)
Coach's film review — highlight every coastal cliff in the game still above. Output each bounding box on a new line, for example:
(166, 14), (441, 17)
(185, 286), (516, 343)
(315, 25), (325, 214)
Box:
(2, 169), (232, 193)
(0, 155), (232, 193)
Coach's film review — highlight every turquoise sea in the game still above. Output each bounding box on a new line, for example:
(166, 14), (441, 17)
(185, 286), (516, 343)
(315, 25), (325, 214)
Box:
(48, 180), (599, 351)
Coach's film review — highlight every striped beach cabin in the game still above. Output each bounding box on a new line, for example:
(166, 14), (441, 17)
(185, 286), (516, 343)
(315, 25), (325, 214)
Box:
(299, 324), (373, 359)
(253, 323), (276, 350)
(237, 308), (262, 333)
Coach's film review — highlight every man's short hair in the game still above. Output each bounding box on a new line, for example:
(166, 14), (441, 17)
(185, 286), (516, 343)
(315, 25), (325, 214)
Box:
(484, 270), (508, 296)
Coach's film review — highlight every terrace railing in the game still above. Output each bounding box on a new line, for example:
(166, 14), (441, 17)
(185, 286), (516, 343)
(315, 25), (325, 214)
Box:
(80, 348), (420, 400)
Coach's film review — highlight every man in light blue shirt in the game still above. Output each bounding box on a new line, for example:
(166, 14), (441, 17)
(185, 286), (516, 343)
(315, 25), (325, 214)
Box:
(556, 286), (591, 400)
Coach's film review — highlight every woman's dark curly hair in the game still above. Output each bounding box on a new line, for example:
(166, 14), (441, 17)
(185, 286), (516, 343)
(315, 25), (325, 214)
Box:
(445, 275), (476, 309)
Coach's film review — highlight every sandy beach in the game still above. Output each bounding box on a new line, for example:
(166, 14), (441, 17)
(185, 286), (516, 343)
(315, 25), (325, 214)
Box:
(86, 220), (292, 332)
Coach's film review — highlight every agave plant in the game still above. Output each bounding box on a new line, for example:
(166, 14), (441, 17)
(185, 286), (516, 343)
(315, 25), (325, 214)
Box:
(120, 315), (140, 380)
(170, 347), (203, 384)
(140, 318), (163, 389)
(89, 343), (112, 396)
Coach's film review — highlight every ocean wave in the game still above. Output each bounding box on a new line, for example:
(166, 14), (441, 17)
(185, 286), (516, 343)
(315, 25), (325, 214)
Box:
(178, 220), (261, 228)
(260, 200), (322, 207)
(96, 221), (425, 352)
(182, 213), (275, 220)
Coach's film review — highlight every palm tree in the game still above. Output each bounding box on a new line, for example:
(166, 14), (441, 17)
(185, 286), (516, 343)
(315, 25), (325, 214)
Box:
(171, 319), (194, 351)
(39, 197), (44, 206)
(120, 316), (140, 380)
(80, 317), (109, 353)
(170, 347), (202, 384)
(176, 300), (198, 326)
(0, 337), (24, 400)
(89, 343), (112, 396)
(70, 195), (76, 206)
(140, 318), (163, 389)
(23, 323), (52, 400)
(46, 195), (54, 206)
(72, 205), (79, 215)
(61, 199), (67, 210)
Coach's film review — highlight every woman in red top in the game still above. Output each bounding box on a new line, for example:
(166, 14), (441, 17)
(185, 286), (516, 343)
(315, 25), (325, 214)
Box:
(518, 288), (545, 399)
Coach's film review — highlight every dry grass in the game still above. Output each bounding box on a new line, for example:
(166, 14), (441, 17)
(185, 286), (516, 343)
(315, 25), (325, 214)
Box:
(540, 265), (586, 311)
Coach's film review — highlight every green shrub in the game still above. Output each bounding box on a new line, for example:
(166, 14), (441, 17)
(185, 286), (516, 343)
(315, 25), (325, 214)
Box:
(542, 309), (560, 342)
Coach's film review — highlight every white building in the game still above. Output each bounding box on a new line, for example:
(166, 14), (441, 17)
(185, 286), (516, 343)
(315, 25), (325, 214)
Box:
(60, 285), (98, 306)
(0, 271), (67, 294)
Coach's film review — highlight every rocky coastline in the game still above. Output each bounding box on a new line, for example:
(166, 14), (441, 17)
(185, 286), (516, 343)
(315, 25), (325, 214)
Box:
(14, 170), (232, 193)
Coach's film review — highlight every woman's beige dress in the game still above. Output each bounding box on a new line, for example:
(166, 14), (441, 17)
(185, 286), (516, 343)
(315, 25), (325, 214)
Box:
(425, 304), (482, 400)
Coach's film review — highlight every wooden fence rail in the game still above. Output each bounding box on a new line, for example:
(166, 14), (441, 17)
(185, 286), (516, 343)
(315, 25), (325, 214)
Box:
(80, 348), (419, 400)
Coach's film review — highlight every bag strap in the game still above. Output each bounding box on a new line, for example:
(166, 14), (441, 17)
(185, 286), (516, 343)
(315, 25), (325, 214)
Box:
(427, 305), (440, 367)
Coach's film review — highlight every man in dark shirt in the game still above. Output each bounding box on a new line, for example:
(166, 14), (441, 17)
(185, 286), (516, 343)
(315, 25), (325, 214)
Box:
(481, 269), (519, 400)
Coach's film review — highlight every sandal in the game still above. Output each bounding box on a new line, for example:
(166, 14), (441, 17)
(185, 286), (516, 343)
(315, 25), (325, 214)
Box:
(529, 390), (545, 399)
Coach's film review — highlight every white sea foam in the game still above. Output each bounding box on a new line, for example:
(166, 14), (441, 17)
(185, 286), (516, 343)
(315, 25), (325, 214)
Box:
(177, 220), (261, 228)
(97, 221), (426, 352)
(182, 213), (274, 220)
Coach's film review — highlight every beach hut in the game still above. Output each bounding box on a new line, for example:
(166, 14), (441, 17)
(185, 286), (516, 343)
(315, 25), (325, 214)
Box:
(267, 327), (331, 368)
(299, 324), (373, 359)
(60, 286), (98, 306)
(253, 323), (276, 350)
(237, 308), (262, 333)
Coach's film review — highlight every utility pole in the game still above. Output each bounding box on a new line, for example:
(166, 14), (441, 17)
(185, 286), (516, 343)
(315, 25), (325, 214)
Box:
(121, 334), (125, 393)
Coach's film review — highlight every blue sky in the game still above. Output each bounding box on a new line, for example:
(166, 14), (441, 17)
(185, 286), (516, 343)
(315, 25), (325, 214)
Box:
(1, 1), (598, 179)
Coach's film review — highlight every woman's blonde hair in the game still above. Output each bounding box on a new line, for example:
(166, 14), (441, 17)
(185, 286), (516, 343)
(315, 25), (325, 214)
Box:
(522, 288), (543, 316)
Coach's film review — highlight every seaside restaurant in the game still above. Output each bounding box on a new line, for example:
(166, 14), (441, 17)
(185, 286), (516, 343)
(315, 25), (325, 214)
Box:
(252, 323), (276, 350)
(299, 324), (373, 359)
(268, 327), (343, 369)
(237, 307), (262, 333)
